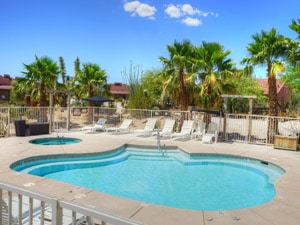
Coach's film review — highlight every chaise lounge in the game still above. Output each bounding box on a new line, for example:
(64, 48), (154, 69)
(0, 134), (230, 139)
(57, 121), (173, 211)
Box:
(81, 118), (107, 133)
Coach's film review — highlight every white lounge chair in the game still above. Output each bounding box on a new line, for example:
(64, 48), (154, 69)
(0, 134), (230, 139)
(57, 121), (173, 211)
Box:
(106, 119), (132, 133)
(153, 119), (175, 139)
(81, 118), (107, 132)
(134, 118), (157, 136)
(191, 121), (206, 140)
(171, 120), (194, 140)
(202, 122), (219, 144)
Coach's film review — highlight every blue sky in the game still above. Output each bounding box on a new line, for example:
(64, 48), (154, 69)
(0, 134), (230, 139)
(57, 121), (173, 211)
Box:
(1, 0), (299, 83)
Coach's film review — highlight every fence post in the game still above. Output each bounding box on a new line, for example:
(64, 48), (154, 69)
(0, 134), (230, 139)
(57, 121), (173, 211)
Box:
(222, 98), (228, 142)
(51, 198), (63, 225)
(0, 189), (2, 224)
(49, 91), (54, 132)
(247, 98), (254, 143)
(67, 93), (71, 131)
(247, 115), (253, 143)
(8, 107), (11, 136)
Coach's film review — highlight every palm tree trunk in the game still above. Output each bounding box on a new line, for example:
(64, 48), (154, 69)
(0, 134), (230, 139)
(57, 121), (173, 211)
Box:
(39, 82), (48, 107)
(179, 69), (189, 110)
(37, 82), (48, 122)
(268, 77), (278, 117)
(267, 67), (279, 143)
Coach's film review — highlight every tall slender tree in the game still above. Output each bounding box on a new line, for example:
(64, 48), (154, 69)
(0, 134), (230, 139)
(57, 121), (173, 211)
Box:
(242, 28), (292, 117)
(288, 19), (300, 65)
(194, 41), (234, 109)
(159, 40), (196, 110)
(74, 57), (81, 78)
(74, 63), (108, 106)
(242, 28), (294, 142)
(289, 19), (300, 40)
(20, 55), (59, 106)
(59, 56), (66, 85)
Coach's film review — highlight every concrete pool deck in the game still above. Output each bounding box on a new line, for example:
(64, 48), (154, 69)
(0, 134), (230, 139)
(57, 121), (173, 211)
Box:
(1, 131), (300, 225)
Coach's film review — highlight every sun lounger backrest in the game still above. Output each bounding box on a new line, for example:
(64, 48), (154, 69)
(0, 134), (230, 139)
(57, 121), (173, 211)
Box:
(207, 122), (218, 134)
(96, 118), (107, 125)
(197, 121), (206, 132)
(181, 120), (194, 134)
(120, 119), (132, 128)
(144, 118), (156, 131)
(162, 119), (175, 132)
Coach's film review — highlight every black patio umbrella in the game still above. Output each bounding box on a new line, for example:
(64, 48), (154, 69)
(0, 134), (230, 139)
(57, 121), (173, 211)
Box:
(82, 96), (114, 103)
(82, 96), (114, 106)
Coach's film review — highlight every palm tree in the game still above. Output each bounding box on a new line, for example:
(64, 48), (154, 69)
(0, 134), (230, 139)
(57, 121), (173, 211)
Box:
(288, 19), (300, 65)
(159, 40), (196, 110)
(15, 56), (59, 122)
(242, 28), (293, 143)
(194, 41), (234, 109)
(20, 55), (59, 106)
(278, 20), (300, 114)
(74, 63), (108, 106)
(191, 41), (235, 130)
(11, 76), (36, 106)
(242, 28), (291, 117)
(289, 19), (300, 40)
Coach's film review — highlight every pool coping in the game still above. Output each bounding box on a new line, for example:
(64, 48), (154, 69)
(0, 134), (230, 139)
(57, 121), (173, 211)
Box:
(2, 132), (300, 225)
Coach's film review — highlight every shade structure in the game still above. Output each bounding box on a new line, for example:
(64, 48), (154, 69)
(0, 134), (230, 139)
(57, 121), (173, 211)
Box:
(82, 96), (114, 106)
(82, 96), (114, 103)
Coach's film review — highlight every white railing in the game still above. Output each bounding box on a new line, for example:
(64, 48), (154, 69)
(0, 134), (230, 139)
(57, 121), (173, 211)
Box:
(0, 182), (145, 225)
(1, 106), (300, 145)
(223, 114), (300, 144)
(0, 107), (190, 136)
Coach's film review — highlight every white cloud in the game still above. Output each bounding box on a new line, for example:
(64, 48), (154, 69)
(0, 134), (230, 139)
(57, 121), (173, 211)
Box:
(124, 1), (156, 19)
(165, 4), (200, 18)
(164, 4), (181, 18)
(181, 4), (200, 16)
(181, 17), (202, 27)
(164, 3), (217, 27)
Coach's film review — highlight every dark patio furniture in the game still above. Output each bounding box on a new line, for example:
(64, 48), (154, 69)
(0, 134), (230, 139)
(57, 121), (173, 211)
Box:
(26, 122), (49, 136)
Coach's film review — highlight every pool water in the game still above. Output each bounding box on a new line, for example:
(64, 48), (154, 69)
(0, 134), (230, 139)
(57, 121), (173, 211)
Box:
(11, 147), (285, 210)
(29, 137), (82, 145)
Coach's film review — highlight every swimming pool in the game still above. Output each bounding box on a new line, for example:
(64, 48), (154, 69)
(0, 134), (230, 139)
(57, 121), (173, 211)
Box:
(11, 145), (285, 211)
(29, 137), (82, 145)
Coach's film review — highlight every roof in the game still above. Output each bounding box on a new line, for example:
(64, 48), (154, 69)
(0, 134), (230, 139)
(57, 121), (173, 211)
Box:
(0, 74), (12, 85)
(0, 74), (13, 90)
(110, 82), (129, 95)
(256, 79), (286, 95)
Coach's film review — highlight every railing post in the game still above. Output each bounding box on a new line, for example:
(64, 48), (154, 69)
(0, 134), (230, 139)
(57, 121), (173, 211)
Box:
(18, 194), (22, 225)
(223, 98), (227, 142)
(8, 191), (13, 225)
(72, 211), (77, 225)
(66, 92), (71, 131)
(51, 198), (63, 225)
(0, 189), (2, 225)
(40, 201), (45, 225)
(29, 197), (33, 225)
(8, 107), (11, 136)
(247, 115), (252, 143)
(49, 91), (54, 132)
